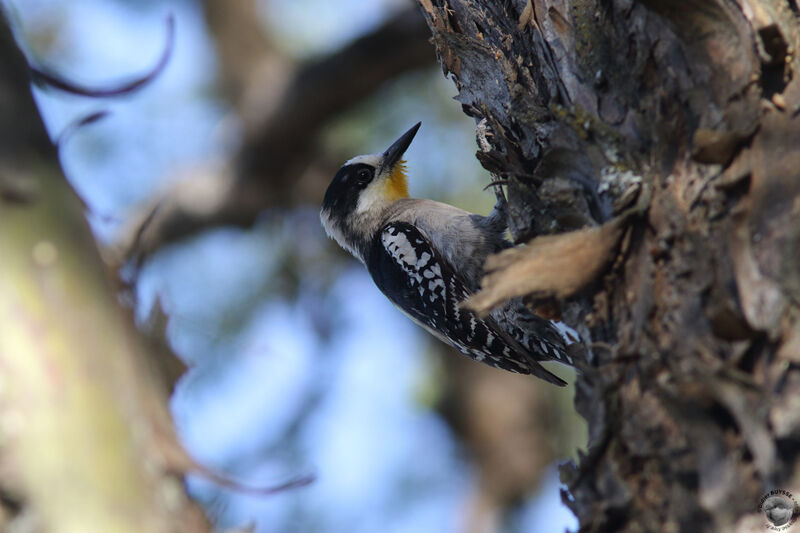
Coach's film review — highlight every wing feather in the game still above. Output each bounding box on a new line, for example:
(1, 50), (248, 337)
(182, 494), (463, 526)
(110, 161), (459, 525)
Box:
(365, 222), (566, 385)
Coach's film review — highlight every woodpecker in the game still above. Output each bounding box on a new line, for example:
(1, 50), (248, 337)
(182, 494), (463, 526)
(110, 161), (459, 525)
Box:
(321, 122), (575, 385)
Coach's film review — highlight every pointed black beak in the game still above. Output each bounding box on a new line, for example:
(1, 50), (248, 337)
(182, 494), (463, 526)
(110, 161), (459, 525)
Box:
(381, 122), (421, 172)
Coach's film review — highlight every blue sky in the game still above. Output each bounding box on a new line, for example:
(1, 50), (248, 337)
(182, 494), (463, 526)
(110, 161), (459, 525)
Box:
(9, 1), (581, 531)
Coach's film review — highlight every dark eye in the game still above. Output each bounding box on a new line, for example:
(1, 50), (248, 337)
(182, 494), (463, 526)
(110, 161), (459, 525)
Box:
(357, 168), (372, 183)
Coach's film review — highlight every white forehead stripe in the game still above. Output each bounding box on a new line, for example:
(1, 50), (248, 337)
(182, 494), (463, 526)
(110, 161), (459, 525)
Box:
(345, 153), (382, 167)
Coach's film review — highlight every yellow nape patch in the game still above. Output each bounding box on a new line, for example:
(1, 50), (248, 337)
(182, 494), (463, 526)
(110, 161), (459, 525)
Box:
(384, 160), (409, 200)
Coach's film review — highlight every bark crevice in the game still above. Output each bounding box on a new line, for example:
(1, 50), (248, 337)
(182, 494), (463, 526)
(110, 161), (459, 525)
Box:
(417, 0), (800, 530)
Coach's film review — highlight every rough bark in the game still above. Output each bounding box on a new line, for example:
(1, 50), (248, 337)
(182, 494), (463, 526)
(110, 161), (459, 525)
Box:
(417, 0), (800, 531)
(0, 11), (210, 532)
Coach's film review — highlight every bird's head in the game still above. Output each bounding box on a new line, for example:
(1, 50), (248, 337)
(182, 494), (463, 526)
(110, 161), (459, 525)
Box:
(320, 122), (420, 261)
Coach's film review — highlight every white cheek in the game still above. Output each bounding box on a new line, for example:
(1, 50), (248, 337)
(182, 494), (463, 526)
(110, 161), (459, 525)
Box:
(355, 179), (387, 215)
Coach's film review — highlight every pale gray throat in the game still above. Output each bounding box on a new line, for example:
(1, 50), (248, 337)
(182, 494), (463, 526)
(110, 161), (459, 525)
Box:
(320, 207), (387, 263)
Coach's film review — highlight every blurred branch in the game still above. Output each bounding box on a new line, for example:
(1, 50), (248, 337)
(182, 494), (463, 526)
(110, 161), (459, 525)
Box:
(116, 3), (434, 262)
(201, 0), (284, 109)
(236, 6), (435, 184)
(31, 14), (175, 97)
(0, 10), (209, 532)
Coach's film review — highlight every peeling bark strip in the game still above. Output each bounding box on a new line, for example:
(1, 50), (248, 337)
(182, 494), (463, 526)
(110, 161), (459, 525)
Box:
(464, 215), (628, 314)
(418, 0), (800, 531)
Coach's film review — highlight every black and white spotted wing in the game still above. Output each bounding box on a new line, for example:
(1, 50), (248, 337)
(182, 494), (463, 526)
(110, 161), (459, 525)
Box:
(365, 221), (567, 386)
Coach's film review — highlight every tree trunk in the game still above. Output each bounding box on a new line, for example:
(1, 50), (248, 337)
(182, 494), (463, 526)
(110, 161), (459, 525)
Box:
(417, 0), (800, 531)
(0, 11), (209, 532)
